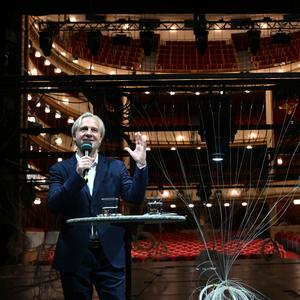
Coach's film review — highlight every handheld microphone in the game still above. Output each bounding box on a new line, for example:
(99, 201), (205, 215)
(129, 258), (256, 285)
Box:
(80, 141), (92, 181)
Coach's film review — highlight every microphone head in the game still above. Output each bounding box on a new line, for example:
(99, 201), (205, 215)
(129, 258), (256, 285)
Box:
(80, 141), (92, 154)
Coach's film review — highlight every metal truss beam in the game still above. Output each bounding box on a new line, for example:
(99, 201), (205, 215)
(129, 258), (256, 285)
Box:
(1, 73), (300, 93)
(34, 18), (300, 32)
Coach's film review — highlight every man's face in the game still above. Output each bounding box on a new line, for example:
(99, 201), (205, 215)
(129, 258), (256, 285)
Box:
(73, 117), (102, 156)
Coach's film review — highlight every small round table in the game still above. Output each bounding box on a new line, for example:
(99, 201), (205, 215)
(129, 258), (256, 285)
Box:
(67, 213), (186, 300)
(67, 212), (186, 225)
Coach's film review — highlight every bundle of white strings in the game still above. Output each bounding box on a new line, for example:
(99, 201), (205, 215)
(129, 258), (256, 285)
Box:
(198, 279), (267, 300)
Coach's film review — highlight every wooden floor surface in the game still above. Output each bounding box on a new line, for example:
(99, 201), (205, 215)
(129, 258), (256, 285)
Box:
(0, 258), (299, 299)
(132, 259), (300, 300)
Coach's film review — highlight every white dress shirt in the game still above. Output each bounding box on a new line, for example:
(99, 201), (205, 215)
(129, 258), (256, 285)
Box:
(76, 152), (98, 195)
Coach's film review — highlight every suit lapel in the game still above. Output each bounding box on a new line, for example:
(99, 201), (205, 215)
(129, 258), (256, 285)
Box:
(92, 155), (107, 198)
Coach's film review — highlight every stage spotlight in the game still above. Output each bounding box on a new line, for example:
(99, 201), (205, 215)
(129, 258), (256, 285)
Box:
(198, 95), (237, 162)
(140, 31), (155, 56)
(193, 14), (208, 55)
(139, 18), (160, 31)
(271, 32), (291, 44)
(247, 30), (261, 55)
(112, 34), (131, 46)
(195, 30), (208, 55)
(39, 31), (53, 56)
(87, 31), (102, 56)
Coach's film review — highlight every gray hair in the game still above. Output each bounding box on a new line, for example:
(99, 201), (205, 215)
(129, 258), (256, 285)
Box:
(71, 112), (105, 138)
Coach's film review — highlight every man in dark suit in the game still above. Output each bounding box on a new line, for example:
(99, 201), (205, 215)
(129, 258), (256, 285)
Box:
(48, 112), (148, 300)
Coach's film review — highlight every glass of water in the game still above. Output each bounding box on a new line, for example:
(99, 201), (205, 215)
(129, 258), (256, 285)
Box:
(100, 197), (119, 216)
(147, 197), (163, 214)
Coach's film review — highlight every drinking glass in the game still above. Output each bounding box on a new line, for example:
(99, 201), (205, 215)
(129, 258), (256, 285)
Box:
(147, 197), (163, 214)
(100, 197), (119, 216)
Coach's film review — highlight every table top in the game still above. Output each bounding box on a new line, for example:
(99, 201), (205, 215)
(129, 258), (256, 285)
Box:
(66, 213), (186, 225)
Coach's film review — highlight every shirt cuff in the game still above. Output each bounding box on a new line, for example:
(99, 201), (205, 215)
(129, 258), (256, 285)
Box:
(136, 162), (147, 169)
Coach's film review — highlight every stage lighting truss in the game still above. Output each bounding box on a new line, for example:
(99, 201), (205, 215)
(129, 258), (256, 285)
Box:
(33, 16), (300, 32)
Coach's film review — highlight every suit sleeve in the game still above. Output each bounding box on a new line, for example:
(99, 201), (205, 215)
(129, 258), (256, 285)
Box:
(47, 162), (86, 215)
(120, 162), (148, 205)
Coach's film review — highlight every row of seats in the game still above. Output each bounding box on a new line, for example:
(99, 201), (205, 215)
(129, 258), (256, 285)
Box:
(131, 232), (286, 262)
(250, 33), (300, 69)
(57, 31), (300, 72)
(22, 228), (288, 265)
(274, 231), (300, 254)
(68, 32), (143, 69)
(157, 41), (238, 71)
(252, 47), (300, 69)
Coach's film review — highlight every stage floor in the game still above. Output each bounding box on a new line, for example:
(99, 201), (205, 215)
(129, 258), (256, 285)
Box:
(0, 258), (299, 299)
(132, 259), (300, 300)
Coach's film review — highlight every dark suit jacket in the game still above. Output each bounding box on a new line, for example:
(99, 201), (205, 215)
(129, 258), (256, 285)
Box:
(47, 154), (148, 272)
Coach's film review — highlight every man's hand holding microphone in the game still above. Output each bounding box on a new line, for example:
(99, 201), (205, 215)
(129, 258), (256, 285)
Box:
(76, 141), (94, 180)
